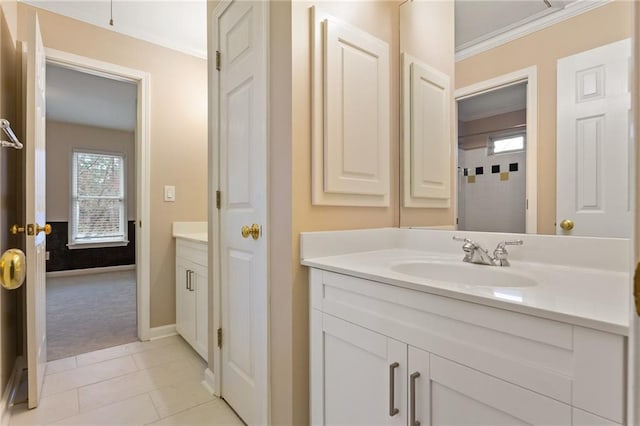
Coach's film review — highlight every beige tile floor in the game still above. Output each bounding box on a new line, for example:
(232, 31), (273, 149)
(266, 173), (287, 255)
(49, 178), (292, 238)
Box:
(9, 336), (244, 425)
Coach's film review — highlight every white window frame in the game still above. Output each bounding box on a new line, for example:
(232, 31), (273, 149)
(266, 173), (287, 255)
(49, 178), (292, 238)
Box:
(68, 148), (129, 249)
(487, 131), (527, 156)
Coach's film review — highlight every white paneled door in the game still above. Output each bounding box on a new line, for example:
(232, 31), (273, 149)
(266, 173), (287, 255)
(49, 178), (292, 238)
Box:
(215, 1), (268, 424)
(24, 12), (48, 408)
(556, 38), (631, 238)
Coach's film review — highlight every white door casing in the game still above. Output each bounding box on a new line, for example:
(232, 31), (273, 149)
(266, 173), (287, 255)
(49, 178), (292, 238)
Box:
(24, 12), (47, 408)
(215, 1), (268, 424)
(43, 48), (151, 341)
(557, 38), (632, 238)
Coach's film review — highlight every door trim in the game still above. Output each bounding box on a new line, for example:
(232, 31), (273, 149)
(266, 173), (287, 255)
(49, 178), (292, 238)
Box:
(454, 66), (538, 234)
(44, 48), (152, 341)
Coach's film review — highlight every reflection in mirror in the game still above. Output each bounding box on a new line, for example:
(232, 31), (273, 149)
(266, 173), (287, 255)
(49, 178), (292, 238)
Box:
(457, 83), (527, 233)
(399, 0), (634, 238)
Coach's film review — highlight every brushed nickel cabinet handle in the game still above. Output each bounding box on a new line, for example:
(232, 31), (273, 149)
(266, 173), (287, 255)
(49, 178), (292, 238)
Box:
(389, 362), (399, 416)
(188, 271), (195, 292)
(186, 269), (190, 290)
(410, 371), (421, 426)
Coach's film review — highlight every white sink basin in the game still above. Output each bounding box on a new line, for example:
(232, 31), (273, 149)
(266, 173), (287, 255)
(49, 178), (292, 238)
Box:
(389, 260), (537, 288)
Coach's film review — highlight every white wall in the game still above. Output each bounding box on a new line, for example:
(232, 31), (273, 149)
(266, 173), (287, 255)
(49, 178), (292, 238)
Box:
(458, 147), (526, 233)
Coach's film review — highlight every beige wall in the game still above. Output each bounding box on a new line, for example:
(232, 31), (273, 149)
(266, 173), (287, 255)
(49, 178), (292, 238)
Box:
(399, 0), (455, 227)
(459, 109), (527, 150)
(46, 121), (136, 221)
(0, 0), (18, 393)
(18, 4), (208, 327)
(284, 2), (400, 423)
(456, 1), (632, 234)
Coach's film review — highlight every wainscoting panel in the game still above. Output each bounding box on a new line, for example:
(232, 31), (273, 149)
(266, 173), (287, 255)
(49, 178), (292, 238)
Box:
(46, 221), (136, 272)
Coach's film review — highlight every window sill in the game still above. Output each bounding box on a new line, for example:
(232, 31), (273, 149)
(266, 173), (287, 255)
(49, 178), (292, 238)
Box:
(67, 240), (130, 250)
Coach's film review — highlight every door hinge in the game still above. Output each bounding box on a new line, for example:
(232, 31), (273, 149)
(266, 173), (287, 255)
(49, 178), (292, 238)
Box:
(217, 328), (222, 348)
(216, 50), (221, 71)
(216, 190), (221, 209)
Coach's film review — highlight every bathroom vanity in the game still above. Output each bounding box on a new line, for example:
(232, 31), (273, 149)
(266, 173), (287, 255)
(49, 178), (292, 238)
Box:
(173, 222), (208, 360)
(302, 228), (629, 425)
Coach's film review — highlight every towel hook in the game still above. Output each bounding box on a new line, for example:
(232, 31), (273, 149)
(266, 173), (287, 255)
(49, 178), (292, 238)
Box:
(0, 119), (22, 149)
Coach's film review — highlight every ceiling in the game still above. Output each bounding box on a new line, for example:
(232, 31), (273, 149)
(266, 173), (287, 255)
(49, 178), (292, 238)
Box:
(458, 83), (527, 122)
(455, 0), (578, 50)
(21, 0), (207, 58)
(35, 0), (585, 130)
(46, 64), (137, 131)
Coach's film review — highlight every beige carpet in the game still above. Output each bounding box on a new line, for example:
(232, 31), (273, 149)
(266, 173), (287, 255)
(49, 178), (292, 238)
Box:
(46, 269), (138, 361)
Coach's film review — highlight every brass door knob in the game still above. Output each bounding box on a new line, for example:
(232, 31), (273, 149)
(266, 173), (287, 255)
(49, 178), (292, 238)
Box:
(560, 219), (574, 231)
(0, 249), (26, 290)
(27, 223), (51, 236)
(9, 225), (25, 235)
(241, 224), (260, 240)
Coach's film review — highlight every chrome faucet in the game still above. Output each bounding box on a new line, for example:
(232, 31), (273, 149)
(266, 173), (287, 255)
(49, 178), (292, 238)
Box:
(453, 236), (523, 267)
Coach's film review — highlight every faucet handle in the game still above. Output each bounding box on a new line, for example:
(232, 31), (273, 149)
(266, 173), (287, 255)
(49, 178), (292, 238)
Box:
(493, 240), (523, 266)
(495, 239), (523, 250)
(452, 236), (472, 243)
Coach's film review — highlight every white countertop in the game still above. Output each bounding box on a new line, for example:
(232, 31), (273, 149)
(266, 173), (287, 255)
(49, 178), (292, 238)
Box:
(173, 221), (207, 243)
(301, 228), (630, 335)
(173, 232), (207, 243)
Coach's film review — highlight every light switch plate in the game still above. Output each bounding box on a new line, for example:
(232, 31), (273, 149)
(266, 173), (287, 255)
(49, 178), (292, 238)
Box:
(164, 185), (176, 202)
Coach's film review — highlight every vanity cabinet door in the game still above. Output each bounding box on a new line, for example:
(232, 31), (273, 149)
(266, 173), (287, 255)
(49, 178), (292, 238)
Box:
(191, 262), (208, 359)
(427, 354), (571, 425)
(317, 313), (406, 426)
(175, 257), (196, 347)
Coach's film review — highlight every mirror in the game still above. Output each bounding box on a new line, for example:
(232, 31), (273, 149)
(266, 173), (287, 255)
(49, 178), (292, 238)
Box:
(399, 0), (634, 238)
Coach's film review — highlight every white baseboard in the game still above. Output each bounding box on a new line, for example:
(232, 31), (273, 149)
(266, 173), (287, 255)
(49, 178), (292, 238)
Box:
(147, 324), (177, 341)
(46, 264), (136, 278)
(202, 368), (217, 396)
(1, 356), (25, 426)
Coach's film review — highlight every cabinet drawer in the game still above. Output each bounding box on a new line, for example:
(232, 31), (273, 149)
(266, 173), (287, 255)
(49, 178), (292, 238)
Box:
(176, 238), (207, 267)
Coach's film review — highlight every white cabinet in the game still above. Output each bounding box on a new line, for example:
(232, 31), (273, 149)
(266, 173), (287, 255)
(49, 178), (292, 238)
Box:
(309, 268), (625, 425)
(176, 238), (208, 360)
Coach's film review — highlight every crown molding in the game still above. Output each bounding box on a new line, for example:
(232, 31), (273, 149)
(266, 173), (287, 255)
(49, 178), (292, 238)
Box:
(456, 0), (611, 62)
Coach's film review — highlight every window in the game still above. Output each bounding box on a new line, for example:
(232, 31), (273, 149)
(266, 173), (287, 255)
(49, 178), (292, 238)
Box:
(70, 150), (127, 247)
(488, 133), (526, 155)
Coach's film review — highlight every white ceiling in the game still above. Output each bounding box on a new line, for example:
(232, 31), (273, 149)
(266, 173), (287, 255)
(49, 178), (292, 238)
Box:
(21, 0), (207, 58)
(455, 0), (577, 50)
(458, 83), (527, 122)
(46, 63), (137, 131)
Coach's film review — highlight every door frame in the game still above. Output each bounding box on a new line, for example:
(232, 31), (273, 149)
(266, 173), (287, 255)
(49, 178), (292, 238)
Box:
(44, 48), (152, 341)
(454, 66), (538, 234)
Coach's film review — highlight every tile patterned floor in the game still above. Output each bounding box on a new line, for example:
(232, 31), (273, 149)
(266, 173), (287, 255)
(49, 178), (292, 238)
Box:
(9, 336), (244, 425)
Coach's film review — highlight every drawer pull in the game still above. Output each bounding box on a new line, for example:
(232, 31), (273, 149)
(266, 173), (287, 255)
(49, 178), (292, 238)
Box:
(389, 362), (399, 416)
(188, 271), (195, 291)
(410, 371), (421, 426)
